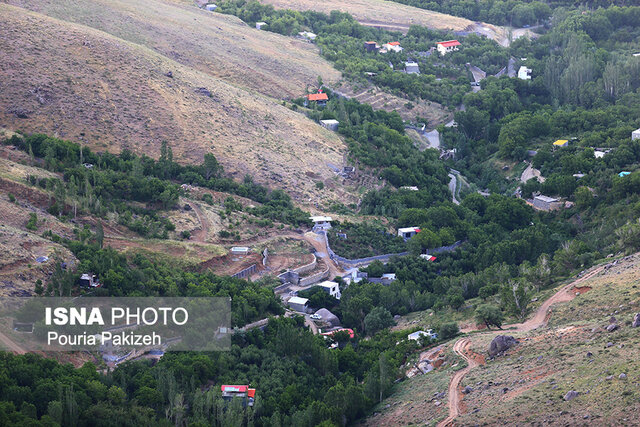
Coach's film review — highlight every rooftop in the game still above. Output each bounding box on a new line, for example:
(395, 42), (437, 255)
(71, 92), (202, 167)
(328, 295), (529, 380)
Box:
(398, 227), (420, 233)
(437, 40), (461, 47)
(307, 93), (328, 101)
(388, 41), (401, 46)
(534, 195), (559, 203)
(309, 215), (332, 222)
(553, 139), (568, 146)
(288, 296), (309, 305)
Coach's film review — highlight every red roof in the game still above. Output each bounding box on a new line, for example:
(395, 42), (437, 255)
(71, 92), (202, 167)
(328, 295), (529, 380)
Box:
(247, 389), (256, 398)
(388, 41), (401, 46)
(222, 385), (249, 393)
(437, 40), (461, 47)
(321, 328), (355, 339)
(427, 256), (436, 262)
(307, 93), (328, 101)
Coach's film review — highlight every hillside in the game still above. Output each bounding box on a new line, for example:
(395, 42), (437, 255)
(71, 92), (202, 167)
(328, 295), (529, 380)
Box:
(1, 0), (341, 98)
(367, 256), (640, 425)
(256, 0), (506, 41)
(0, 3), (352, 205)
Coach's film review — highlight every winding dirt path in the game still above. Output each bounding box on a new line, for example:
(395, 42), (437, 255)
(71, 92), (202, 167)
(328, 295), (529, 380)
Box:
(0, 330), (26, 354)
(190, 203), (209, 243)
(438, 263), (608, 426)
(438, 339), (479, 427)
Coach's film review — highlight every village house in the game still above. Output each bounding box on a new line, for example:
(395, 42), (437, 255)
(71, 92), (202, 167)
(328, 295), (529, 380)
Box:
(533, 195), (561, 211)
(553, 139), (568, 148)
(304, 92), (328, 107)
(316, 281), (341, 300)
(382, 41), (403, 53)
(255, 22), (267, 30)
(408, 329), (438, 341)
(287, 296), (309, 312)
(633, 128), (640, 140)
(309, 215), (332, 231)
(436, 40), (461, 56)
(204, 3), (217, 11)
(230, 246), (250, 256)
(518, 66), (532, 80)
(398, 227), (420, 240)
(298, 31), (317, 42)
(363, 41), (380, 53)
(405, 61), (420, 74)
(319, 119), (339, 131)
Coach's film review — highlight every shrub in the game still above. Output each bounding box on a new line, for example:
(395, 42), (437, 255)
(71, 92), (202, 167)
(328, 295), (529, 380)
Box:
(8, 193), (16, 203)
(180, 230), (191, 239)
(26, 213), (38, 231)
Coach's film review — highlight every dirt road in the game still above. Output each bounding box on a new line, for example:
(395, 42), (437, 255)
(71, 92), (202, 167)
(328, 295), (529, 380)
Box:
(302, 232), (344, 278)
(437, 338), (479, 427)
(440, 263), (608, 425)
(0, 330), (26, 354)
(520, 163), (545, 184)
(190, 203), (209, 243)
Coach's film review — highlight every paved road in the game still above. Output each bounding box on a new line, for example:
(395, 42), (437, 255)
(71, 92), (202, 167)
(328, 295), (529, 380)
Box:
(448, 173), (460, 205)
(468, 65), (486, 83)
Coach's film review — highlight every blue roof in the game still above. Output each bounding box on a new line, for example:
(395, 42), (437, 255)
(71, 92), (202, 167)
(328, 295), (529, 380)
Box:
(619, 171), (631, 177)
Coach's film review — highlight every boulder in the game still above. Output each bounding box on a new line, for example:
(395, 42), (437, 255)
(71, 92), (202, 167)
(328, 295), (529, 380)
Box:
(606, 324), (618, 332)
(463, 386), (473, 394)
(488, 335), (519, 357)
(633, 313), (640, 328)
(564, 391), (579, 401)
(619, 373), (627, 380)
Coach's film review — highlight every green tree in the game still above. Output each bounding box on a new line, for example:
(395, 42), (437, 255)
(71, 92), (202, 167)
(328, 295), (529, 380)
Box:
(203, 153), (220, 180)
(501, 280), (531, 321)
(474, 304), (503, 329)
(107, 386), (126, 405)
(438, 322), (459, 340)
(364, 307), (394, 335)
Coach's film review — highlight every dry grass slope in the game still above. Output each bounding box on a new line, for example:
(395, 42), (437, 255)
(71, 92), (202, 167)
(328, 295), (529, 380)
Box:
(2, 0), (341, 98)
(0, 4), (350, 204)
(256, 0), (506, 40)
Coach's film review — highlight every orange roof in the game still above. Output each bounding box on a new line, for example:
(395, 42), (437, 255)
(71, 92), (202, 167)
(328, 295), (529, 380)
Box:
(437, 40), (461, 47)
(388, 41), (400, 46)
(307, 93), (328, 101)
(247, 389), (256, 398)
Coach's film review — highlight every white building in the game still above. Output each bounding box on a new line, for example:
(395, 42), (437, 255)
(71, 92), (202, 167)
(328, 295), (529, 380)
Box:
(204, 4), (217, 11)
(382, 42), (403, 53)
(398, 227), (420, 240)
(408, 329), (438, 341)
(231, 247), (250, 255)
(405, 61), (420, 74)
(310, 215), (332, 230)
(298, 31), (317, 42)
(517, 66), (532, 80)
(316, 281), (341, 300)
(436, 40), (461, 56)
(319, 119), (339, 131)
(633, 128), (640, 140)
(533, 195), (561, 211)
(288, 296), (309, 312)
(256, 22), (267, 30)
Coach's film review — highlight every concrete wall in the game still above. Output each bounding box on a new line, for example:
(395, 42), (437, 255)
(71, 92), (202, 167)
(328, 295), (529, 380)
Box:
(299, 267), (330, 287)
(292, 254), (317, 275)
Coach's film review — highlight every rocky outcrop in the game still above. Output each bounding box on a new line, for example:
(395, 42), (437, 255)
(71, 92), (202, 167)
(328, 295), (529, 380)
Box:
(632, 313), (640, 328)
(488, 335), (519, 357)
(564, 390), (579, 401)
